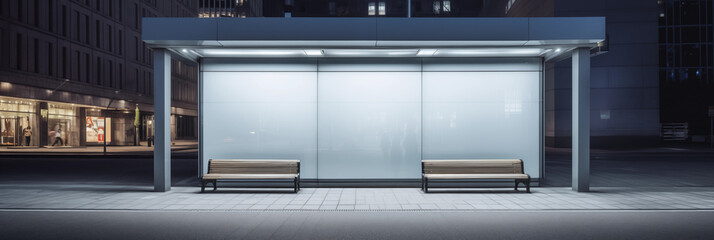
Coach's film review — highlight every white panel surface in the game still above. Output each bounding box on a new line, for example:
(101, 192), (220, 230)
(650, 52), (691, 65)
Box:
(422, 71), (541, 178)
(201, 71), (318, 178)
(318, 72), (422, 179)
(422, 58), (541, 72)
(201, 58), (318, 72)
(200, 58), (542, 181)
(318, 59), (421, 72)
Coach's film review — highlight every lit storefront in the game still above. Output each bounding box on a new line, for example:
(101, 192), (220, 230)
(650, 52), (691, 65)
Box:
(47, 103), (80, 146)
(0, 96), (139, 147)
(0, 98), (37, 146)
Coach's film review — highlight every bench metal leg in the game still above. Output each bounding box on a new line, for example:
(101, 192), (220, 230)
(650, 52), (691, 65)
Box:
(213, 180), (217, 191)
(201, 180), (206, 193)
(526, 179), (531, 193)
(423, 178), (429, 193)
(294, 177), (299, 193)
(514, 180), (519, 191)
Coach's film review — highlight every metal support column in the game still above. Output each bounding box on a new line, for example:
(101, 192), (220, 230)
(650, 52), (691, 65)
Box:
(407, 0), (411, 18)
(572, 47), (590, 192)
(153, 49), (171, 192)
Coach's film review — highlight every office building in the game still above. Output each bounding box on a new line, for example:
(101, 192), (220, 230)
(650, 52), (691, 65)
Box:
(658, 0), (713, 143)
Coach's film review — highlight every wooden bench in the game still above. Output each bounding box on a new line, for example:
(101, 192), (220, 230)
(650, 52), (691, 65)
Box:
(201, 159), (300, 193)
(421, 159), (530, 193)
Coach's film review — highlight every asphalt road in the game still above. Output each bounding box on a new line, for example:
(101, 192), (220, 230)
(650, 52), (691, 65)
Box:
(1, 210), (712, 240)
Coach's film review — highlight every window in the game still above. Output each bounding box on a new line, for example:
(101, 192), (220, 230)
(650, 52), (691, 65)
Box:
(33, 38), (39, 73)
(134, 36), (139, 60)
(95, 20), (101, 47)
(85, 53), (90, 83)
(33, 0), (39, 27)
(109, 61), (114, 87)
(108, 25), (113, 52)
(118, 0), (122, 21)
(75, 11), (80, 41)
(62, 47), (67, 78)
(329, 2), (335, 15)
(378, 2), (385, 16)
(135, 69), (140, 93)
(443, 0), (451, 13)
(368, 2), (375, 16)
(96, 57), (102, 85)
(119, 64), (123, 89)
(75, 51), (80, 81)
(134, 3), (138, 29)
(48, 43), (54, 75)
(62, 5), (67, 36)
(48, 0), (54, 32)
(15, 34), (22, 70)
(118, 30), (123, 55)
(17, 0), (22, 21)
(85, 15), (90, 44)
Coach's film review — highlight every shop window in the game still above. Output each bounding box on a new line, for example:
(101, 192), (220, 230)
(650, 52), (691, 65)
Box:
(48, 104), (78, 147)
(0, 98), (37, 146)
(85, 116), (111, 144)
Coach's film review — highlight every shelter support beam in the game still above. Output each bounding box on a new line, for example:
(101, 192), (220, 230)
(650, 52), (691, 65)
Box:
(572, 47), (590, 192)
(153, 49), (171, 192)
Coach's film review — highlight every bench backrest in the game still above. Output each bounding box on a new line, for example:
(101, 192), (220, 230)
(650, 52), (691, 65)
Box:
(422, 159), (524, 174)
(208, 159), (300, 174)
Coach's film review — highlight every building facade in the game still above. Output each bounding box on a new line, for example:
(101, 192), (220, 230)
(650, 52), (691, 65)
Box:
(504, 0), (662, 148)
(658, 0), (713, 143)
(0, 0), (199, 147)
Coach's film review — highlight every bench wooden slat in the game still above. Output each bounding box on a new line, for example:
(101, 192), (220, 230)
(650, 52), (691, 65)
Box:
(202, 159), (301, 192)
(202, 173), (298, 180)
(421, 159), (530, 193)
(424, 173), (529, 179)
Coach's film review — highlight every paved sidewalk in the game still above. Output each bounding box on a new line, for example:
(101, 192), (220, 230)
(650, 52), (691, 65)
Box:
(1, 184), (713, 211)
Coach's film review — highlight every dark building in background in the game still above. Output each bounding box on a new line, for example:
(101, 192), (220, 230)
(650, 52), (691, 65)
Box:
(658, 0), (714, 143)
(0, 0), (199, 147)
(508, 0), (663, 148)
